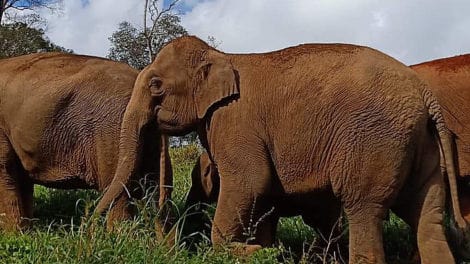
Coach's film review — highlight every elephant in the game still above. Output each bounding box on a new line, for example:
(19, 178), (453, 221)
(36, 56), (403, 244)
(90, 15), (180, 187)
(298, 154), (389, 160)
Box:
(0, 52), (172, 232)
(410, 54), (470, 221)
(96, 36), (468, 263)
(185, 151), (343, 253)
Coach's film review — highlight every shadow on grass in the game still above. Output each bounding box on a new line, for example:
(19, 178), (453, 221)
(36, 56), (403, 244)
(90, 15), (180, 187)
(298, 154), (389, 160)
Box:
(33, 186), (99, 227)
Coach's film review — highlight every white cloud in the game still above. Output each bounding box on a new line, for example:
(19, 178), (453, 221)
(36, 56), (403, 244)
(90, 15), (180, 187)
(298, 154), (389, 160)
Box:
(40, 0), (143, 56)
(39, 0), (470, 65)
(181, 0), (470, 64)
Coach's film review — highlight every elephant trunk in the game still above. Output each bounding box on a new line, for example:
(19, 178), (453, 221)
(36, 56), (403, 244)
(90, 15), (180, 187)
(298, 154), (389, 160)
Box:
(95, 84), (154, 215)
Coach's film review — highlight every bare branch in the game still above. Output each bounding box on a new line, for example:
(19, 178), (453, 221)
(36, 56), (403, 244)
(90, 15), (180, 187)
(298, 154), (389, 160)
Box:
(111, 0), (186, 68)
(143, 0), (181, 62)
(149, 0), (180, 35)
(5, 0), (23, 9)
(1, 0), (60, 24)
(143, 0), (156, 63)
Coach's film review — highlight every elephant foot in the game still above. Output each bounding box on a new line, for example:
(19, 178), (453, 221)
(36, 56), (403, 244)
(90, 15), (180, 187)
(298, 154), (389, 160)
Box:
(155, 219), (177, 249)
(222, 242), (262, 256)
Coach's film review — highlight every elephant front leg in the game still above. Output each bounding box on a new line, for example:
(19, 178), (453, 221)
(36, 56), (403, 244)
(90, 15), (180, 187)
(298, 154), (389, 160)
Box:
(105, 194), (134, 231)
(0, 133), (33, 231)
(210, 148), (276, 254)
(211, 191), (277, 255)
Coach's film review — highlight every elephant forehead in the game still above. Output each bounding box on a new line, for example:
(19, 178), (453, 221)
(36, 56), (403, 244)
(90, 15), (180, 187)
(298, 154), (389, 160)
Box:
(153, 51), (190, 77)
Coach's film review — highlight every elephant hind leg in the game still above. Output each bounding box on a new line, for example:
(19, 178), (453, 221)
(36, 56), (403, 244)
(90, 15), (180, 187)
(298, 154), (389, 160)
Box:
(0, 132), (33, 231)
(394, 165), (455, 264)
(345, 205), (387, 264)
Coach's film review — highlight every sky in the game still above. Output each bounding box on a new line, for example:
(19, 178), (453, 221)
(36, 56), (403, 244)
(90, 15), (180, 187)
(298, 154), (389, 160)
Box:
(36, 0), (470, 65)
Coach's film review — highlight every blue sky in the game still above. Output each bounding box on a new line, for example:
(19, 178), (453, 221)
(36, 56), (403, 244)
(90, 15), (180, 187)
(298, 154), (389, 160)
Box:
(37, 0), (470, 65)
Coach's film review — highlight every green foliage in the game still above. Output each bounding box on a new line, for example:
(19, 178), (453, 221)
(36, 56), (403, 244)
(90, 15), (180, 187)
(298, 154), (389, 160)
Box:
(383, 213), (415, 263)
(33, 187), (98, 225)
(107, 14), (187, 70)
(107, 21), (149, 70)
(0, 22), (71, 59)
(169, 144), (203, 168)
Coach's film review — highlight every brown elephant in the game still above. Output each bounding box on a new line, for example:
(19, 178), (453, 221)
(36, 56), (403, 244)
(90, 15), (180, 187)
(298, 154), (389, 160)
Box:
(411, 54), (470, 222)
(97, 36), (467, 263)
(185, 151), (343, 252)
(0, 52), (172, 231)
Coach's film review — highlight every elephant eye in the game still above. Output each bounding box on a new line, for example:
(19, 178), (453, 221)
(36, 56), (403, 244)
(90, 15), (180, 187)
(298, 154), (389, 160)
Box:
(149, 77), (164, 97)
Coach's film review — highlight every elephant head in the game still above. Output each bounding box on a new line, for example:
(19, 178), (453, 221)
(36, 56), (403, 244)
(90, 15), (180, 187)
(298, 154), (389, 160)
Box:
(95, 36), (238, 221)
(152, 36), (240, 134)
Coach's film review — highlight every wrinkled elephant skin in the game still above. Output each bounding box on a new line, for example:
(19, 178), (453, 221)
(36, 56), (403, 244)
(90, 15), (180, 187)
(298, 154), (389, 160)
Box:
(0, 53), (172, 231)
(411, 55), (470, 221)
(101, 36), (467, 263)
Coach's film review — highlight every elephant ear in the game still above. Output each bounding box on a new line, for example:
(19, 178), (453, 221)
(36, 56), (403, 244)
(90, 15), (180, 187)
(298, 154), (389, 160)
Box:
(195, 50), (239, 119)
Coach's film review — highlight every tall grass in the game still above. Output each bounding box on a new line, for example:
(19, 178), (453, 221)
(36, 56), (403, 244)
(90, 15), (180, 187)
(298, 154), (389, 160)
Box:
(0, 144), (426, 263)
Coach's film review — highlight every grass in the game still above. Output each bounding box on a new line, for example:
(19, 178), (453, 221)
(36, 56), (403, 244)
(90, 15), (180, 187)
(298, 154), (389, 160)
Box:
(0, 145), (447, 263)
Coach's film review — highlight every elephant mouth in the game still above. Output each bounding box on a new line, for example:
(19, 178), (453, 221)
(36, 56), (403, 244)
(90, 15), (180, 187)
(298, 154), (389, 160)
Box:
(155, 105), (173, 125)
(155, 105), (193, 135)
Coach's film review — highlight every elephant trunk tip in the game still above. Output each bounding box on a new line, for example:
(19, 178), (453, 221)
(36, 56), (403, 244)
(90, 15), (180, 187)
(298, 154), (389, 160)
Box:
(94, 182), (125, 216)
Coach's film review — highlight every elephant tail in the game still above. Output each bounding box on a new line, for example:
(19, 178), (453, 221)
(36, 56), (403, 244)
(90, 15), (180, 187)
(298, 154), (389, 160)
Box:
(423, 88), (467, 231)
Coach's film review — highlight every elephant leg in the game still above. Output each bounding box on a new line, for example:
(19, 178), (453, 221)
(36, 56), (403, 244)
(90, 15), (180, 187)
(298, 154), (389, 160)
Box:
(345, 206), (387, 264)
(19, 178), (33, 222)
(211, 191), (275, 255)
(211, 187), (276, 245)
(303, 201), (346, 260)
(210, 143), (275, 254)
(395, 167), (454, 264)
(106, 194), (133, 231)
(0, 133), (31, 231)
(257, 214), (279, 246)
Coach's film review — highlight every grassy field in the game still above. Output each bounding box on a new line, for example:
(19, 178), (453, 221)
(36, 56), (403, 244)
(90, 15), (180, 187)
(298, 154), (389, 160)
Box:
(0, 145), (446, 263)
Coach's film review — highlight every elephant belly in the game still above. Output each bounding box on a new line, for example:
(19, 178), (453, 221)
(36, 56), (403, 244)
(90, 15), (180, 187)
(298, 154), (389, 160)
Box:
(29, 165), (97, 190)
(272, 186), (336, 216)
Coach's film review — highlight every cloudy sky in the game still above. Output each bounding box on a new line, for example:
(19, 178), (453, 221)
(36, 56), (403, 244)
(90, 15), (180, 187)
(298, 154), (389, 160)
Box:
(38, 0), (470, 65)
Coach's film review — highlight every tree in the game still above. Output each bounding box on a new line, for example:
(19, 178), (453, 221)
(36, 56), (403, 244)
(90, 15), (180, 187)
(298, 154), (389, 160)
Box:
(143, 0), (186, 63)
(0, 22), (71, 58)
(108, 21), (149, 70)
(107, 0), (186, 69)
(0, 0), (60, 25)
(207, 35), (222, 48)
